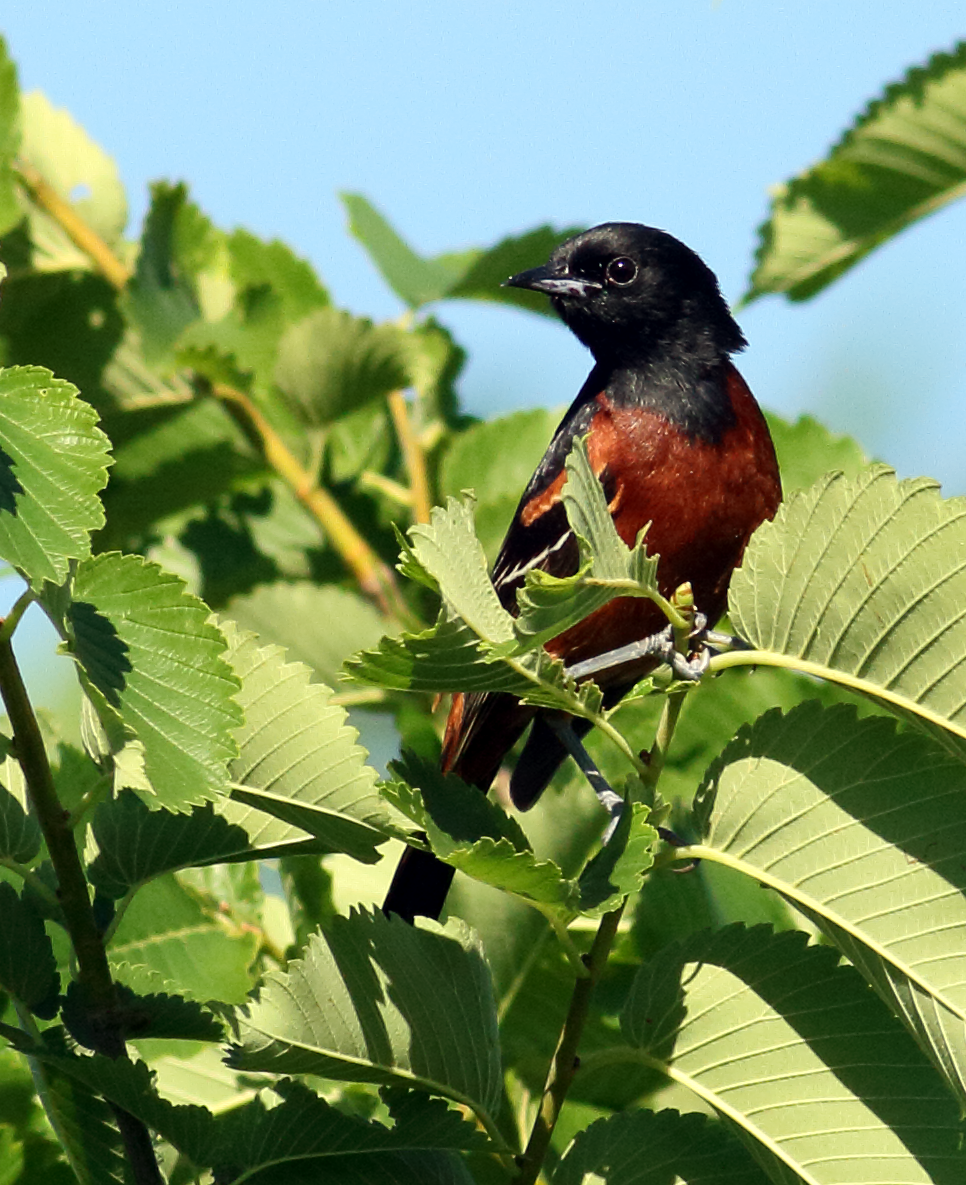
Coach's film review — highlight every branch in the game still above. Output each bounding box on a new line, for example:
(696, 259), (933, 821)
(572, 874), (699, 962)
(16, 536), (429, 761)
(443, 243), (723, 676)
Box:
(13, 159), (132, 290)
(514, 905), (625, 1184)
(387, 389), (432, 524)
(0, 636), (162, 1185)
(14, 156), (410, 621)
(212, 383), (408, 620)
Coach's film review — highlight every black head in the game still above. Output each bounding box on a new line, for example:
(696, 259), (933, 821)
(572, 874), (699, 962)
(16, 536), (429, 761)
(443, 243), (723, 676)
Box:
(505, 223), (746, 366)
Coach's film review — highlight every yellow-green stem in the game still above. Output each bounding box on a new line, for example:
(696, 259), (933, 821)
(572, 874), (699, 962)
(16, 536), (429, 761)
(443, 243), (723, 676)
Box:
(213, 383), (409, 621)
(14, 159), (132, 290)
(387, 389), (433, 524)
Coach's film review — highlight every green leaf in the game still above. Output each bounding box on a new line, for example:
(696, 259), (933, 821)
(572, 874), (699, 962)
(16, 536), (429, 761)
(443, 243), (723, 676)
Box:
(0, 882), (59, 1015)
(384, 754), (578, 911)
(341, 193), (474, 307)
(108, 873), (258, 1003)
(342, 193), (579, 316)
(97, 398), (264, 549)
(576, 802), (656, 915)
(347, 498), (603, 716)
(0, 366), (111, 588)
(765, 411), (869, 496)
(67, 552), (242, 810)
(408, 497), (514, 644)
(87, 791), (250, 898)
(0, 780), (40, 864)
(0, 1126), (23, 1185)
(403, 318), (465, 423)
(728, 466), (966, 756)
(62, 980), (224, 1045)
(513, 436), (662, 649)
(226, 582), (386, 687)
(230, 908), (502, 1117)
(220, 623), (390, 861)
(16, 90), (127, 272)
(227, 227), (329, 318)
(0, 38), (21, 238)
(273, 306), (410, 425)
(555, 1110), (771, 1185)
(124, 182), (226, 365)
(30, 1054), (482, 1183)
(0, 272), (124, 409)
(746, 41), (966, 302)
(31, 1058), (126, 1185)
(621, 925), (966, 1183)
(695, 701), (966, 1107)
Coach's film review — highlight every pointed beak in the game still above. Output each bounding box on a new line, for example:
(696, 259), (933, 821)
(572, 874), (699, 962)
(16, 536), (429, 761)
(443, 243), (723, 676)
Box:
(503, 264), (602, 298)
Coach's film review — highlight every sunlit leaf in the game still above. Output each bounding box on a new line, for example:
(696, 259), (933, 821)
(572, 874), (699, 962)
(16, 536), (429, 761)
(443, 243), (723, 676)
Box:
(0, 366), (110, 587)
(65, 553), (242, 811)
(16, 90), (127, 272)
(342, 193), (579, 316)
(0, 38), (21, 237)
(274, 306), (410, 425)
(230, 908), (502, 1117)
(728, 466), (966, 757)
(226, 582), (386, 687)
(108, 874), (258, 1004)
(746, 42), (966, 301)
(621, 925), (966, 1183)
(220, 623), (391, 861)
(765, 411), (868, 496)
(695, 700), (966, 1106)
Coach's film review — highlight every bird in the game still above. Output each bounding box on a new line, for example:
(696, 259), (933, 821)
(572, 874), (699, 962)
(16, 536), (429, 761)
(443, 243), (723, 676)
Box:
(383, 222), (781, 922)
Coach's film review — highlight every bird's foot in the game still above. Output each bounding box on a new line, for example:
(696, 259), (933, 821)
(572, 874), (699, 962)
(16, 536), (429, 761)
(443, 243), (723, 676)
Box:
(564, 611), (750, 685)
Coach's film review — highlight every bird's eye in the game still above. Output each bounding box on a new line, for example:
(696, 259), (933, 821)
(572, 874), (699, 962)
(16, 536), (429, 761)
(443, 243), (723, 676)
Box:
(605, 256), (637, 285)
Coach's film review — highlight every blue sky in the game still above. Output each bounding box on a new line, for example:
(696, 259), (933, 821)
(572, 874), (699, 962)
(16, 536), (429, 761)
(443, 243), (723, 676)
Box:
(2, 4), (966, 704)
(4, 3), (966, 487)
(4, 3), (966, 485)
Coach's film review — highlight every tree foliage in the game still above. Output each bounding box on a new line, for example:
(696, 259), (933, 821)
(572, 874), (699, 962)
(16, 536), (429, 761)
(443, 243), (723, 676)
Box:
(0, 31), (965, 1185)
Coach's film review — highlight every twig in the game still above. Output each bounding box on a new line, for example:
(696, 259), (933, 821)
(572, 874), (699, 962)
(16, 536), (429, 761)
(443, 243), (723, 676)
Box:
(514, 905), (625, 1184)
(387, 389), (433, 524)
(0, 637), (163, 1185)
(14, 155), (409, 622)
(212, 383), (408, 620)
(14, 159), (132, 290)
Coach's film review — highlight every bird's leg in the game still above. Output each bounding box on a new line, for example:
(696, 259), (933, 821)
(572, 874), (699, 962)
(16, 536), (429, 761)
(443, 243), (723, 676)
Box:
(564, 612), (750, 685)
(545, 715), (624, 842)
(688, 612), (751, 654)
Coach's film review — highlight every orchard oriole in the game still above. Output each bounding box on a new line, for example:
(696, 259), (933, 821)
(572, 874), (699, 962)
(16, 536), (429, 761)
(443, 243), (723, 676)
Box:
(384, 222), (781, 922)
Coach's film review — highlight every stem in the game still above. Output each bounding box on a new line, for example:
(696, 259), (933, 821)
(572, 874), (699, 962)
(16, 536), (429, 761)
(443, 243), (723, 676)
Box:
(213, 383), (408, 620)
(514, 904), (625, 1185)
(0, 858), (60, 912)
(642, 688), (688, 792)
(15, 151), (407, 625)
(387, 389), (432, 524)
(0, 638), (163, 1185)
(0, 587), (37, 644)
(14, 159), (132, 290)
